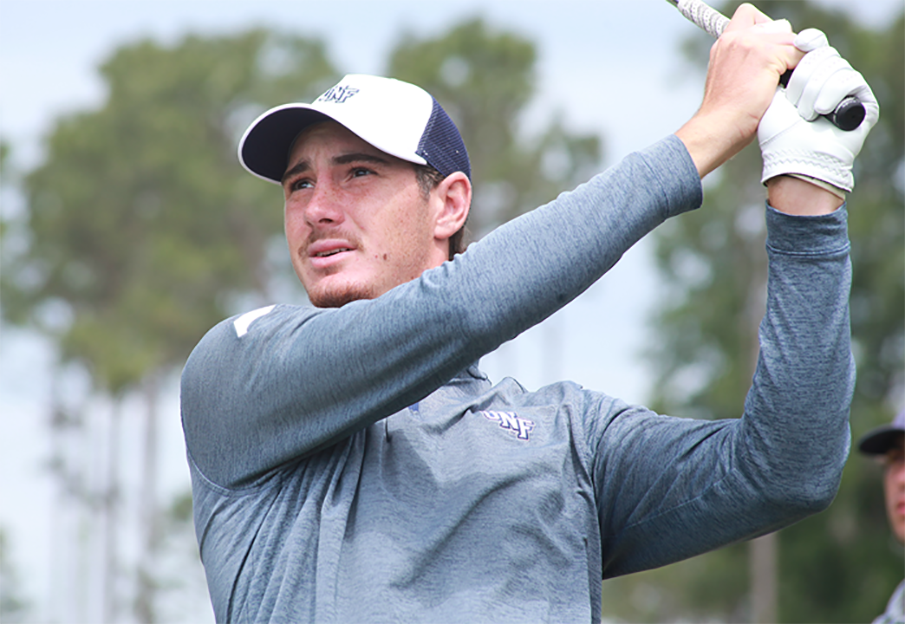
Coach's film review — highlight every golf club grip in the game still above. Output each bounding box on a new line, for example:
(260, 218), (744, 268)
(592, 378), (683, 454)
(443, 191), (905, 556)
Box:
(673, 0), (728, 38)
(669, 0), (865, 130)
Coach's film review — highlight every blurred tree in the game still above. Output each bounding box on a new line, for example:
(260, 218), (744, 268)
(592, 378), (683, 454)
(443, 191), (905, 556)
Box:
(3, 30), (337, 377)
(602, 2), (904, 622)
(387, 17), (602, 237)
(0, 29), (338, 622)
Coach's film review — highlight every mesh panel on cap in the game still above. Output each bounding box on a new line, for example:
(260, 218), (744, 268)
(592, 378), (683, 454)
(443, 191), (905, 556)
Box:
(416, 99), (471, 179)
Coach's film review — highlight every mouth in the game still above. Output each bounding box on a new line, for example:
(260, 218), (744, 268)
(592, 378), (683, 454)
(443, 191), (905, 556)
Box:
(308, 238), (356, 256)
(314, 247), (352, 258)
(305, 239), (357, 269)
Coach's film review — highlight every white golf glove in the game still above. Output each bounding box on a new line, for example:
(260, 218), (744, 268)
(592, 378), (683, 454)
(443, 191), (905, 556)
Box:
(758, 29), (880, 194)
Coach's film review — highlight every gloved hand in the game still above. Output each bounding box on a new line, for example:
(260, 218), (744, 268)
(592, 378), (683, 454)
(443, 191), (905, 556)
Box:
(758, 28), (880, 193)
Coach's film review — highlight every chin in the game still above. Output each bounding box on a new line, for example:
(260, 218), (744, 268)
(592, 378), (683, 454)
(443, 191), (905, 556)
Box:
(307, 284), (377, 308)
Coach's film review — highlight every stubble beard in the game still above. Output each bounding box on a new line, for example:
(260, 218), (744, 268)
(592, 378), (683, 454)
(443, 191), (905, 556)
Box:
(307, 283), (374, 308)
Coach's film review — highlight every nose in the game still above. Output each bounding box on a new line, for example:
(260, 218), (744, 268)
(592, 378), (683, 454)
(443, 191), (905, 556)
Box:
(302, 180), (345, 227)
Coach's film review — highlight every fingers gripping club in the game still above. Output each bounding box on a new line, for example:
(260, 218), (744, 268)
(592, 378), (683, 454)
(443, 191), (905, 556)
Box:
(665, 0), (865, 130)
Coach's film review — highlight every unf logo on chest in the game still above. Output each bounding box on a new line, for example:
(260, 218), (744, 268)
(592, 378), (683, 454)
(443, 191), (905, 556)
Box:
(478, 410), (535, 441)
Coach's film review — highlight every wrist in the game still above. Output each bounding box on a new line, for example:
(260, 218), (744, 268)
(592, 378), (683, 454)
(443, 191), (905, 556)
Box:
(676, 111), (755, 179)
(766, 175), (844, 215)
(785, 174), (846, 201)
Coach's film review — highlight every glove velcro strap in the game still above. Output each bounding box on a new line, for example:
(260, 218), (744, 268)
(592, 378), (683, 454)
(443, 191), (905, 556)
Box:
(761, 148), (854, 192)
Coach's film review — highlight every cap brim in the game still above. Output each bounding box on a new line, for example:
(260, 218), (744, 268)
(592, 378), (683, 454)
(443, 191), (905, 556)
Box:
(858, 426), (905, 455)
(239, 105), (331, 184)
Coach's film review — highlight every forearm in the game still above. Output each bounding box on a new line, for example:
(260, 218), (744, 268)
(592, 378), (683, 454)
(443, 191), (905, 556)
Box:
(740, 204), (854, 500)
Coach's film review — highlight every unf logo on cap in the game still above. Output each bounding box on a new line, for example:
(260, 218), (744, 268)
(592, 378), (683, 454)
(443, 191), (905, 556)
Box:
(317, 85), (360, 104)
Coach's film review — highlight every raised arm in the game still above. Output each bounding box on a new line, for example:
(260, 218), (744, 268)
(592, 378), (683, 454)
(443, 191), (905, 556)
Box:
(595, 5), (877, 575)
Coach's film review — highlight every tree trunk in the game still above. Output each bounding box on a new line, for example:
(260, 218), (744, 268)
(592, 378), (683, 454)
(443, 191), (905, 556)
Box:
(750, 532), (778, 623)
(102, 397), (122, 623)
(135, 373), (161, 623)
(47, 363), (67, 622)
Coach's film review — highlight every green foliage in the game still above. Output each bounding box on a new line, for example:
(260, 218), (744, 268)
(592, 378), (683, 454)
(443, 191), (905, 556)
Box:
(1, 30), (338, 394)
(388, 18), (601, 236)
(604, 3), (904, 622)
(603, 542), (752, 622)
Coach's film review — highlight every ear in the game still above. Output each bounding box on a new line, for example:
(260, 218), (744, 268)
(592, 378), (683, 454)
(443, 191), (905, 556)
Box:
(431, 172), (472, 242)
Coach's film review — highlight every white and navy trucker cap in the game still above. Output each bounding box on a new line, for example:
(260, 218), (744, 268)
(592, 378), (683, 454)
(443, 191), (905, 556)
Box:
(238, 74), (470, 184)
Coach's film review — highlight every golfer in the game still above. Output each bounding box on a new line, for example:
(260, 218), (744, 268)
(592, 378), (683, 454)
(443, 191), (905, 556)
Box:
(181, 5), (878, 622)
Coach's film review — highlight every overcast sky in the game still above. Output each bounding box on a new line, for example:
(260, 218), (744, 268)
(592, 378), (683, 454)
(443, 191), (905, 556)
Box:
(1, 0), (901, 620)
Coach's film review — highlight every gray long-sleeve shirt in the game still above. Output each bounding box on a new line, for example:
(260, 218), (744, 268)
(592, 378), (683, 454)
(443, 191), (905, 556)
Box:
(181, 135), (855, 622)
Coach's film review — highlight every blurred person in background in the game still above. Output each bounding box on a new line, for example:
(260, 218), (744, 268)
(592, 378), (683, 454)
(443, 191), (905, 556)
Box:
(859, 409), (905, 624)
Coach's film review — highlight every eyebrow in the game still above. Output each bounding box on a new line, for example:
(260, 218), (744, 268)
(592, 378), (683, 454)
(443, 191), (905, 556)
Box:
(281, 152), (393, 185)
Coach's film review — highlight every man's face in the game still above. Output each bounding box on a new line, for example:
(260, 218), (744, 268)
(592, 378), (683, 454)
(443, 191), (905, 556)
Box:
(281, 121), (445, 307)
(883, 437), (905, 544)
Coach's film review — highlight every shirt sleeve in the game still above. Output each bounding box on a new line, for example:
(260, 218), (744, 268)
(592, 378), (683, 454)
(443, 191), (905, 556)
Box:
(180, 135), (703, 488)
(590, 203), (854, 578)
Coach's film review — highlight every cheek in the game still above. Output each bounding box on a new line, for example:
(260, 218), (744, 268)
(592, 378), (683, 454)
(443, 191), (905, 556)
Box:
(888, 465), (905, 493)
(386, 213), (431, 266)
(284, 205), (306, 240)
